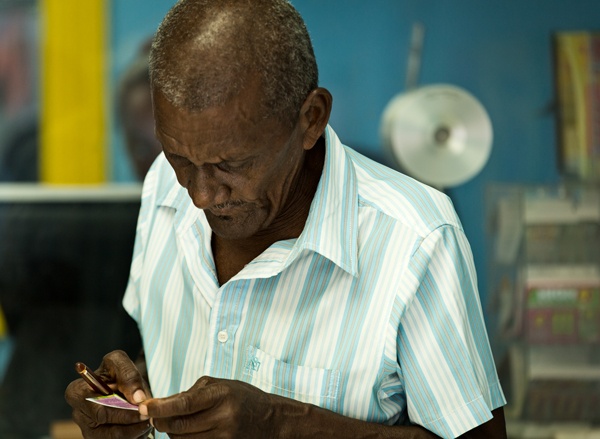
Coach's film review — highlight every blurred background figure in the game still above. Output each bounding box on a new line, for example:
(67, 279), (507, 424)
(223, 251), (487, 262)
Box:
(0, 2), (38, 182)
(0, 6), (34, 119)
(115, 39), (161, 181)
(0, 28), (160, 184)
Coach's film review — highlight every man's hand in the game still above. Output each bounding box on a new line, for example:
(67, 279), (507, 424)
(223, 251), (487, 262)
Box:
(65, 350), (154, 439)
(139, 376), (278, 438)
(139, 376), (440, 439)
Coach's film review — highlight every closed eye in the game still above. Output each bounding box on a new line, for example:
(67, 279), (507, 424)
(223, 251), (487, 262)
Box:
(165, 152), (192, 166)
(165, 151), (251, 172)
(216, 160), (250, 172)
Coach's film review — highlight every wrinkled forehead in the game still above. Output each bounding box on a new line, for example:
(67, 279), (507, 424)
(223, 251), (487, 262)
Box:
(151, 83), (289, 149)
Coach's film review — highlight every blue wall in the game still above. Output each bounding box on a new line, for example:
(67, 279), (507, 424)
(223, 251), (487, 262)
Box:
(110, 0), (600, 311)
(109, 1), (173, 182)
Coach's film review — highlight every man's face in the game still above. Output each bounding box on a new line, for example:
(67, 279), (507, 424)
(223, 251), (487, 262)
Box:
(152, 86), (307, 241)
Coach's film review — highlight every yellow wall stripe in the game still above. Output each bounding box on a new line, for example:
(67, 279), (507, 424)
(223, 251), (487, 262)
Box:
(40, 0), (107, 183)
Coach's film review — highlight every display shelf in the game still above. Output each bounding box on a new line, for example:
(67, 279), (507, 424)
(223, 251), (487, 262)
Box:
(486, 183), (600, 424)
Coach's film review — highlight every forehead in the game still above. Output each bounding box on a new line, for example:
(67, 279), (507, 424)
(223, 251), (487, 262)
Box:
(152, 86), (274, 151)
(153, 85), (291, 161)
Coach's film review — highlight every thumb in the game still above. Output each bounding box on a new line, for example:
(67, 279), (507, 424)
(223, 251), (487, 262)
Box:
(99, 350), (151, 404)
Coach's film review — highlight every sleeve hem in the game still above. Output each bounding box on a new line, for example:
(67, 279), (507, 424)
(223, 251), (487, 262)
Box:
(421, 387), (505, 439)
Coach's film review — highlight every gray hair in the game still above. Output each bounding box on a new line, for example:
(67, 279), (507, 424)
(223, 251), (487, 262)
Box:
(149, 0), (318, 126)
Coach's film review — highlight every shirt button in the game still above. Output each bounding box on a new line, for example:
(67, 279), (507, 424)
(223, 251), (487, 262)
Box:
(217, 330), (228, 343)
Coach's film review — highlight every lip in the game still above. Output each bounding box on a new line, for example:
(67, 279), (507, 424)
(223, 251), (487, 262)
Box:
(208, 204), (246, 217)
(209, 209), (237, 217)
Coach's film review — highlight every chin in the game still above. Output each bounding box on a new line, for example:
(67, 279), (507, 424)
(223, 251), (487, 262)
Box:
(206, 213), (262, 241)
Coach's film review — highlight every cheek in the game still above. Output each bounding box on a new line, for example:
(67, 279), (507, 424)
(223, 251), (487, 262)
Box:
(234, 176), (270, 202)
(261, 164), (298, 202)
(222, 171), (279, 206)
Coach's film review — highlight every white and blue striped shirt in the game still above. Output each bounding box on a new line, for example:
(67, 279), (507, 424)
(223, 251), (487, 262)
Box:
(123, 125), (505, 438)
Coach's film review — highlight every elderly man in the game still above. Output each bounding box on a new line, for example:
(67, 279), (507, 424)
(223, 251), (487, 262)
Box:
(66, 1), (507, 438)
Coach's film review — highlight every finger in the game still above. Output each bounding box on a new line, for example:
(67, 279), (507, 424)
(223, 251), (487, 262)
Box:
(87, 401), (146, 426)
(151, 411), (221, 436)
(65, 378), (96, 409)
(99, 350), (150, 404)
(67, 376), (149, 428)
(141, 377), (214, 418)
(75, 408), (153, 439)
(102, 422), (153, 439)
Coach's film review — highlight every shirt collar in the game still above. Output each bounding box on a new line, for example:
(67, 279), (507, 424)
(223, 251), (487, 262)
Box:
(154, 125), (359, 277)
(155, 166), (200, 235)
(291, 125), (358, 276)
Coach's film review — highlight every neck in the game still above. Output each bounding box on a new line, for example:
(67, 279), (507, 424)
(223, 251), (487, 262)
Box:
(261, 136), (325, 242)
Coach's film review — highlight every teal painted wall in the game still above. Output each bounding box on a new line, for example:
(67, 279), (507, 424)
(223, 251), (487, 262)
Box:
(110, 1), (600, 314)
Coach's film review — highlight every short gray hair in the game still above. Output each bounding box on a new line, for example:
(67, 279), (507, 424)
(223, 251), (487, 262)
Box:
(149, 0), (318, 126)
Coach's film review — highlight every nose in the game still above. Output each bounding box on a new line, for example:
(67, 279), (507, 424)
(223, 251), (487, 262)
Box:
(187, 165), (228, 209)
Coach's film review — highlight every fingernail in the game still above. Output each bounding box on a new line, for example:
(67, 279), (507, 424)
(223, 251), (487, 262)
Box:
(133, 389), (147, 403)
(140, 414), (149, 421)
(139, 404), (148, 416)
(150, 417), (155, 428)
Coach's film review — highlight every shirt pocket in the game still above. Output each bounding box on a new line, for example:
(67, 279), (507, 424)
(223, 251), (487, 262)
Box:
(242, 345), (341, 412)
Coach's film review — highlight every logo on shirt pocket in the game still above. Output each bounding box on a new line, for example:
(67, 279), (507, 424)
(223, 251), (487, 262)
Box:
(242, 345), (341, 411)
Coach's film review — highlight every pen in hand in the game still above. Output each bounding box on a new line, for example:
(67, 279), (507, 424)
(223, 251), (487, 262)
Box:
(75, 362), (113, 396)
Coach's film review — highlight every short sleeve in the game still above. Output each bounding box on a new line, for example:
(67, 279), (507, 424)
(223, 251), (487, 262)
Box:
(398, 224), (505, 438)
(122, 159), (159, 325)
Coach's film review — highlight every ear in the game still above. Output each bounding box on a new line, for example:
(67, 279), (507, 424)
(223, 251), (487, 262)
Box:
(298, 88), (333, 151)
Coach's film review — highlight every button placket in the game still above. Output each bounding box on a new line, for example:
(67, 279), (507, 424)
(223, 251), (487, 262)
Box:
(206, 280), (251, 378)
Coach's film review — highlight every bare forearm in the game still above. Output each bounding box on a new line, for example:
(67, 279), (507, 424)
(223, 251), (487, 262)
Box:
(273, 395), (506, 439)
(274, 396), (439, 439)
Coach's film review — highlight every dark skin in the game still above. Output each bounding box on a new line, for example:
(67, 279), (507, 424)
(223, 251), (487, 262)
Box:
(154, 75), (327, 285)
(65, 79), (507, 439)
(66, 351), (505, 439)
(65, 350), (154, 438)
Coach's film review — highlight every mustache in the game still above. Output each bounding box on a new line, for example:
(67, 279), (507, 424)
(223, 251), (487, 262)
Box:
(211, 200), (246, 210)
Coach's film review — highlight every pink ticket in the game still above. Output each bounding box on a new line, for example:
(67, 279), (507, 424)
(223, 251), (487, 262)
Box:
(86, 394), (139, 411)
